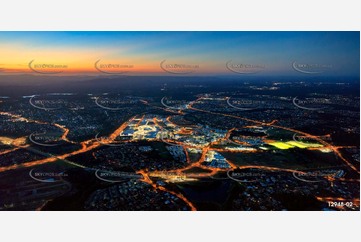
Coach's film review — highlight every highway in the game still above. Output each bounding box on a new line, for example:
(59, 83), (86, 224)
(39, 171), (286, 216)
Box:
(1, 97), (359, 211)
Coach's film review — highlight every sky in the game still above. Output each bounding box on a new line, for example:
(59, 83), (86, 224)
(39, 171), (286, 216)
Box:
(0, 31), (359, 77)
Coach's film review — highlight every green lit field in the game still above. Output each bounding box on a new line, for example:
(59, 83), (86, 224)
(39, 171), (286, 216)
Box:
(268, 141), (323, 150)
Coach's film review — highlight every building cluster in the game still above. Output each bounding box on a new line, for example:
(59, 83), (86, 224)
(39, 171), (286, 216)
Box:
(84, 180), (190, 211)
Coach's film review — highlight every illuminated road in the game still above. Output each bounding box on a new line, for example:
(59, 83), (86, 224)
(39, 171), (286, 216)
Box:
(0, 147), (20, 155)
(137, 170), (196, 211)
(188, 98), (360, 174)
(137, 98), (360, 208)
(1, 97), (359, 211)
(0, 115), (134, 172)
